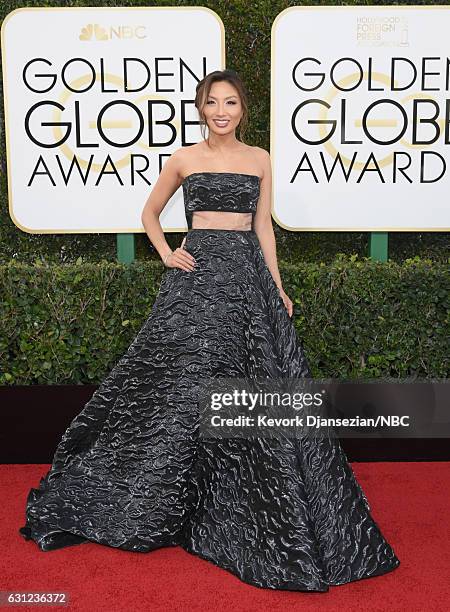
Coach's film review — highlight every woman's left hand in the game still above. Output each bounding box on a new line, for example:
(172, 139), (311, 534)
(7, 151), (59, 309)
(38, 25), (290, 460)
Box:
(278, 287), (294, 317)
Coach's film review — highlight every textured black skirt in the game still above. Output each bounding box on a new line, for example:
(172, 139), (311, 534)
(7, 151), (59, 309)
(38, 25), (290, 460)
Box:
(19, 228), (400, 591)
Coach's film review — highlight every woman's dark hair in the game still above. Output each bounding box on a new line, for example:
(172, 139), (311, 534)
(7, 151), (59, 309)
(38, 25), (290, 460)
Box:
(194, 69), (249, 144)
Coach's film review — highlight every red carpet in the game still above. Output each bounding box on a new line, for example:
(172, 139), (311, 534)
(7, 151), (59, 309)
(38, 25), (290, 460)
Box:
(2, 462), (449, 611)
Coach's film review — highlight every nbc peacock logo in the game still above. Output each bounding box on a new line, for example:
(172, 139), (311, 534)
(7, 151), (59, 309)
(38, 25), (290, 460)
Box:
(79, 23), (147, 41)
(79, 24), (108, 41)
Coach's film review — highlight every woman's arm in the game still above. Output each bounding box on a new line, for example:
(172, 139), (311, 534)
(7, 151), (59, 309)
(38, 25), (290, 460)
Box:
(253, 148), (293, 316)
(253, 147), (282, 288)
(141, 149), (195, 273)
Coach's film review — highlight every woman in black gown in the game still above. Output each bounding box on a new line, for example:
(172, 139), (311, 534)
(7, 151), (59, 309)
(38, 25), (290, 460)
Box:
(19, 69), (400, 592)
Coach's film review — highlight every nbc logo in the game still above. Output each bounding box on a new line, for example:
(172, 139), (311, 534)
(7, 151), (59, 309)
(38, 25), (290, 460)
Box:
(79, 24), (147, 41)
(79, 24), (108, 41)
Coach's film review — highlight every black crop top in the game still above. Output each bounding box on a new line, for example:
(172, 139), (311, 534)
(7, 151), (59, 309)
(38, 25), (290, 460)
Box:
(182, 172), (261, 230)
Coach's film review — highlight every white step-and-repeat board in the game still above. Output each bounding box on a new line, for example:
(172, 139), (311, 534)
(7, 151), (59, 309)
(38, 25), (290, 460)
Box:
(271, 5), (450, 231)
(2, 7), (224, 233)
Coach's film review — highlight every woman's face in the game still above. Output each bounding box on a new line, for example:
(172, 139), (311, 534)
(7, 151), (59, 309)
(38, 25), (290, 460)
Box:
(202, 80), (243, 136)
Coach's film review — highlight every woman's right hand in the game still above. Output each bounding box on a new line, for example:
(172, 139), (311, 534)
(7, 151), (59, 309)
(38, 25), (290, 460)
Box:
(163, 238), (196, 272)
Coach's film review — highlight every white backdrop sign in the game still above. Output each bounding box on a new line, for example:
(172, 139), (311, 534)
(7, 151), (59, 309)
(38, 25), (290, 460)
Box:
(271, 6), (450, 231)
(1, 7), (224, 233)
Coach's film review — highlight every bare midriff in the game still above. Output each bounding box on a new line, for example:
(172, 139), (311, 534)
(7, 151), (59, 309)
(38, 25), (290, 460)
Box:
(192, 211), (253, 231)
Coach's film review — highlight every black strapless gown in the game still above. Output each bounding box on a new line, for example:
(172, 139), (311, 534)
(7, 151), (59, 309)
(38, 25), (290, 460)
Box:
(19, 172), (400, 591)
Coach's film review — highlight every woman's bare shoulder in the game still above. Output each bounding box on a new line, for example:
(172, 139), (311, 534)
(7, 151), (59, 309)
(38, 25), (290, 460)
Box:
(171, 143), (205, 169)
(173, 143), (204, 158)
(251, 145), (270, 160)
(250, 146), (271, 178)
(167, 144), (198, 179)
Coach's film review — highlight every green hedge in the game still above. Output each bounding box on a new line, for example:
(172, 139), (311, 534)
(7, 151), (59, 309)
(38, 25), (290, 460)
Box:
(1, 255), (448, 385)
(0, 0), (448, 265)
